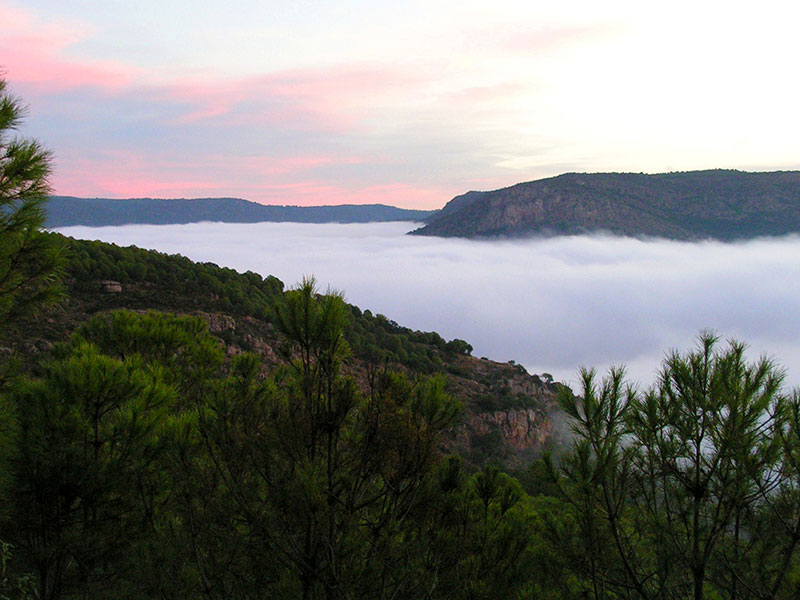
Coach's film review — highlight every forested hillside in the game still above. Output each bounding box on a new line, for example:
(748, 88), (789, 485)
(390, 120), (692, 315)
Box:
(14, 235), (561, 468)
(2, 235), (562, 599)
(412, 169), (800, 239)
(46, 196), (436, 227)
(5, 235), (800, 599)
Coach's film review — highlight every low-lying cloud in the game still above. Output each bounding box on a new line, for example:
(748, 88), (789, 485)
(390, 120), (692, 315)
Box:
(56, 221), (800, 390)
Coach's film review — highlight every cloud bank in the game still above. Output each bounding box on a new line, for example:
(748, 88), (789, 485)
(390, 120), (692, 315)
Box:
(56, 222), (800, 390)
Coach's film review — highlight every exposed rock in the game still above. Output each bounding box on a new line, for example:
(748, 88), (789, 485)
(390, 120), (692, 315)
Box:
(242, 333), (278, 363)
(447, 407), (557, 469)
(197, 312), (236, 333)
(21, 338), (54, 354)
(100, 280), (122, 293)
(471, 408), (550, 449)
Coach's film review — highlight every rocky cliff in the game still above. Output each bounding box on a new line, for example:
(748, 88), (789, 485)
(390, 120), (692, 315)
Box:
(411, 169), (800, 240)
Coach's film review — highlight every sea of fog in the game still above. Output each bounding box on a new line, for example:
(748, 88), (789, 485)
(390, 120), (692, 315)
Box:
(55, 221), (800, 390)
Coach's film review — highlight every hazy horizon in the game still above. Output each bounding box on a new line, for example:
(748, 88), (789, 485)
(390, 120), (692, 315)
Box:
(55, 221), (800, 391)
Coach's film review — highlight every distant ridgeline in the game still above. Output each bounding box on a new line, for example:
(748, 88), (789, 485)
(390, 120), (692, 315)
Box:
(411, 169), (800, 240)
(46, 196), (437, 227)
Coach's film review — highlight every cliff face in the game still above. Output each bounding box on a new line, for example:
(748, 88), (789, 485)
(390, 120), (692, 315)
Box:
(436, 354), (561, 467)
(454, 408), (554, 469)
(192, 312), (563, 468)
(411, 170), (800, 240)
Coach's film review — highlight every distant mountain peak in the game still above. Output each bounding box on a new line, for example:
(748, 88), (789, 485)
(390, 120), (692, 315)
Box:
(410, 169), (800, 240)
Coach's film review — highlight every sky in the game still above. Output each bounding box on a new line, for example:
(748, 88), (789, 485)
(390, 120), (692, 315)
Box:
(55, 222), (800, 390)
(6, 0), (800, 209)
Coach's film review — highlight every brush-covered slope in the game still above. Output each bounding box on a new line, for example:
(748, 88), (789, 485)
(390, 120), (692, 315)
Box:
(411, 170), (800, 240)
(10, 234), (562, 468)
(46, 196), (436, 227)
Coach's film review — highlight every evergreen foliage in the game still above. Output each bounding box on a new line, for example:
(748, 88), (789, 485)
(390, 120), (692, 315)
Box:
(61, 236), (474, 376)
(549, 333), (800, 599)
(0, 74), (545, 598)
(4, 275), (800, 598)
(64, 237), (283, 319)
(8, 343), (176, 599)
(2, 304), (532, 599)
(0, 79), (64, 335)
(0, 76), (65, 598)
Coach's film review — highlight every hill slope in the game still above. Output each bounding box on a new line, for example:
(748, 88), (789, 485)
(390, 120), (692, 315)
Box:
(46, 196), (436, 227)
(10, 234), (562, 468)
(411, 169), (800, 240)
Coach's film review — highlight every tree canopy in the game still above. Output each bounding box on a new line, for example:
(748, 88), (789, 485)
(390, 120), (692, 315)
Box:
(549, 333), (800, 599)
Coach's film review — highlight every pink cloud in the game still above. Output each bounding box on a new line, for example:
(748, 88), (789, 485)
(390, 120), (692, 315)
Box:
(336, 183), (447, 210)
(172, 101), (233, 124)
(2, 2), (430, 134)
(157, 63), (430, 129)
(0, 3), (456, 209)
(232, 180), (448, 210)
(2, 44), (135, 92)
(50, 147), (448, 209)
(1, 2), (139, 93)
(250, 65), (429, 101)
(153, 79), (337, 129)
(51, 151), (223, 199)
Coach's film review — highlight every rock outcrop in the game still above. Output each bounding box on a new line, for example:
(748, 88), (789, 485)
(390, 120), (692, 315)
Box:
(411, 169), (800, 240)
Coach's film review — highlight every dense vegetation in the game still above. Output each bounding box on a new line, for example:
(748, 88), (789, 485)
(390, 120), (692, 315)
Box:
(66, 237), (285, 320)
(58, 235), (559, 469)
(412, 169), (800, 240)
(2, 295), (538, 600)
(6, 299), (800, 598)
(63, 237), (477, 378)
(46, 196), (436, 228)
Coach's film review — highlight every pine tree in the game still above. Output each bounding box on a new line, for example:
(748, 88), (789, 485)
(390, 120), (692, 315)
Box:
(551, 333), (800, 599)
(0, 77), (64, 335)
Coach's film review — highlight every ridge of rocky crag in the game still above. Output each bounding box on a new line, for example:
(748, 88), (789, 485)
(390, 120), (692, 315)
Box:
(411, 169), (800, 240)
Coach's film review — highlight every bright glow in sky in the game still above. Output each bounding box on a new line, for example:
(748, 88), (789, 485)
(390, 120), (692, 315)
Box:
(6, 0), (800, 207)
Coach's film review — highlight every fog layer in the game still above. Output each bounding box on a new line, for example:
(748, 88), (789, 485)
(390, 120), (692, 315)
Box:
(57, 221), (800, 389)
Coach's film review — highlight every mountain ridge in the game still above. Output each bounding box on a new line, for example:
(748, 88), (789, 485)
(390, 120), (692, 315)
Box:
(46, 196), (437, 227)
(411, 169), (800, 240)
